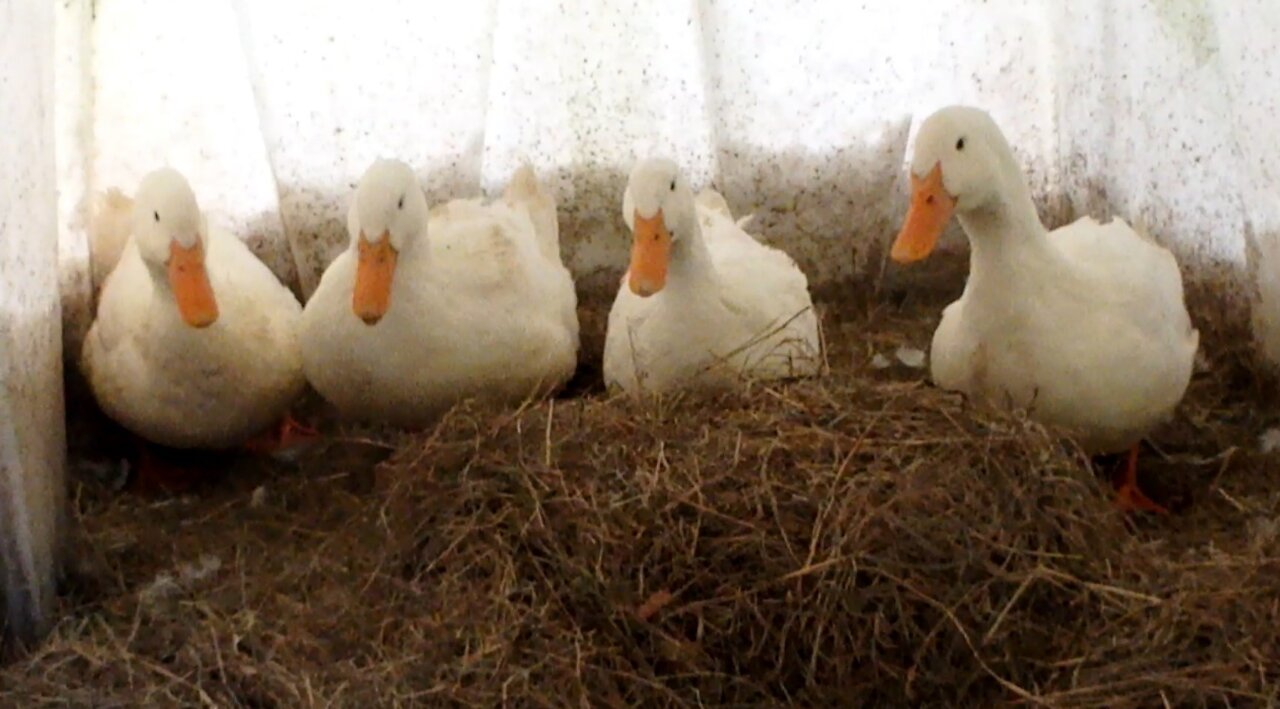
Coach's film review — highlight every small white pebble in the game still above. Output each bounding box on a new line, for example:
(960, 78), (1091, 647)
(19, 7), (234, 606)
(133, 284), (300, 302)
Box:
(870, 353), (892, 370)
(178, 554), (221, 583)
(140, 555), (221, 605)
(894, 346), (927, 369)
(1249, 517), (1278, 549)
(139, 573), (179, 604)
(1259, 428), (1280, 454)
(250, 485), (268, 508)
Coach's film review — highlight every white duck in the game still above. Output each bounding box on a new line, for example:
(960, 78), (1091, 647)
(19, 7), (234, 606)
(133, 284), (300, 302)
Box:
(604, 158), (821, 394)
(890, 105), (1199, 513)
(81, 168), (309, 470)
(298, 159), (579, 426)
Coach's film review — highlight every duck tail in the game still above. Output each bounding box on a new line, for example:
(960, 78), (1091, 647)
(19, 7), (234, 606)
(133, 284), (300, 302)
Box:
(503, 164), (560, 261)
(695, 187), (733, 219)
(697, 187), (758, 233)
(90, 187), (134, 289)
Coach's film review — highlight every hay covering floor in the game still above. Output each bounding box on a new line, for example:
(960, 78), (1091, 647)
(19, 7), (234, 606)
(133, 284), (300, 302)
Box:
(3, 265), (1279, 707)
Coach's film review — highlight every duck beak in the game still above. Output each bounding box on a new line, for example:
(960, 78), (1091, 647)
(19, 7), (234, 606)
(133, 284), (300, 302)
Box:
(891, 163), (957, 264)
(168, 239), (218, 328)
(628, 210), (672, 297)
(353, 230), (398, 325)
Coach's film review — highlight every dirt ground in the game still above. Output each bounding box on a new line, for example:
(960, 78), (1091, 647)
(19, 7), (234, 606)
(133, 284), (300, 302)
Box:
(2, 258), (1278, 707)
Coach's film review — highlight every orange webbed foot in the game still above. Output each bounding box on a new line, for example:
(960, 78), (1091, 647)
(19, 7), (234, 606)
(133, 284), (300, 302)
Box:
(1111, 443), (1169, 515)
(130, 444), (202, 494)
(242, 413), (321, 457)
(1114, 480), (1169, 515)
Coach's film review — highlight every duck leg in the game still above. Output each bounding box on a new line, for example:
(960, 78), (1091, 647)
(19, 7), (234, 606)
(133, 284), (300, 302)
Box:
(130, 440), (201, 494)
(1112, 443), (1168, 514)
(241, 413), (320, 456)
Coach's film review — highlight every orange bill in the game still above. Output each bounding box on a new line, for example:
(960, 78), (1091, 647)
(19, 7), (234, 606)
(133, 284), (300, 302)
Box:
(168, 240), (218, 328)
(628, 210), (672, 297)
(353, 231), (398, 325)
(890, 163), (957, 264)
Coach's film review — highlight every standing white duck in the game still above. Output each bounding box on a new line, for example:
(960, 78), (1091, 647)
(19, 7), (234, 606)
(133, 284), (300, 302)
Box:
(81, 167), (310, 485)
(604, 158), (821, 394)
(298, 159), (579, 426)
(889, 105), (1199, 514)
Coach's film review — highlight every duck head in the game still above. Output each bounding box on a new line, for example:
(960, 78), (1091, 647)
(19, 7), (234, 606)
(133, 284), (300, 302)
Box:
(621, 158), (699, 297)
(132, 168), (219, 328)
(891, 105), (1024, 263)
(348, 159), (429, 325)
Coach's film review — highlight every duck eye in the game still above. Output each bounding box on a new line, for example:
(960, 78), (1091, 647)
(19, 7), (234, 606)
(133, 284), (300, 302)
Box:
(153, 211), (160, 222)
(956, 137), (966, 151)
(669, 179), (676, 192)
(397, 195), (405, 210)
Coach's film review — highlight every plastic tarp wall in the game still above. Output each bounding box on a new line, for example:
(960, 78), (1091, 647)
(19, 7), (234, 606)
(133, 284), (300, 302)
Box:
(1, 0), (65, 647)
(61, 0), (1280, 354)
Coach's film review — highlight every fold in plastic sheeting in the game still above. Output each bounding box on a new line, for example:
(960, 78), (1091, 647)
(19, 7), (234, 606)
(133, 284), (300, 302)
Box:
(63, 0), (1280, 357)
(1, 0), (66, 649)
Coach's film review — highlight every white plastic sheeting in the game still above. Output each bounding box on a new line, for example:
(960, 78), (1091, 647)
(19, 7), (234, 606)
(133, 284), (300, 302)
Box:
(0, 0), (1264, 650)
(67, 1), (1279, 317)
(1052, 2), (1280, 342)
(1, 0), (65, 646)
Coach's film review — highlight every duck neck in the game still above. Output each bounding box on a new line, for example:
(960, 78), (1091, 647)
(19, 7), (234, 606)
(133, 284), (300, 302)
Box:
(665, 215), (716, 292)
(391, 228), (429, 272)
(958, 178), (1052, 298)
(145, 259), (180, 302)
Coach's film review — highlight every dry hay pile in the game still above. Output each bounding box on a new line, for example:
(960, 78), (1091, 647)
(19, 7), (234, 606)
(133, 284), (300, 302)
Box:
(2, 285), (1279, 707)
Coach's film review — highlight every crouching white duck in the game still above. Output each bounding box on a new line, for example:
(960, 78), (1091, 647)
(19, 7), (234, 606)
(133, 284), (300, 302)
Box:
(604, 158), (821, 395)
(890, 105), (1199, 513)
(298, 159), (579, 426)
(81, 167), (310, 487)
